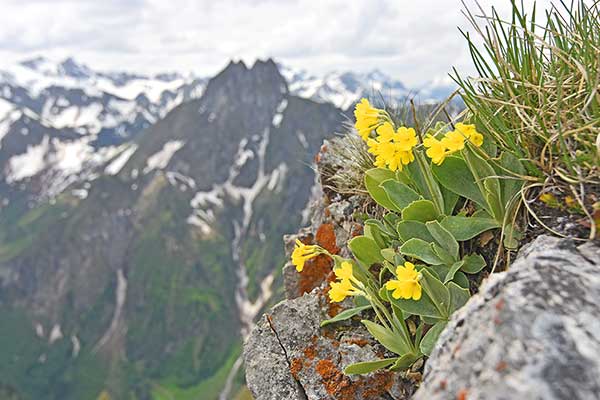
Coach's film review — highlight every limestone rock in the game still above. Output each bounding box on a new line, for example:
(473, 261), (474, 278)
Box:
(413, 236), (600, 400)
(243, 289), (417, 400)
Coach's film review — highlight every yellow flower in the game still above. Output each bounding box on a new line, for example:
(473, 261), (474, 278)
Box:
(329, 279), (355, 302)
(385, 262), (422, 301)
(291, 239), (319, 272)
(329, 260), (366, 302)
(334, 261), (354, 280)
(354, 98), (384, 141)
(367, 122), (417, 171)
(395, 127), (418, 151)
(454, 123), (484, 147)
(423, 135), (448, 165)
(442, 130), (466, 152)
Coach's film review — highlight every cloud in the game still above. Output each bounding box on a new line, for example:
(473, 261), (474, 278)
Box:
(0, 0), (558, 84)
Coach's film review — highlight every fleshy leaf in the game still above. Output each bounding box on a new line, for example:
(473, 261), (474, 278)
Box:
(365, 169), (401, 212)
(400, 238), (444, 265)
(401, 200), (439, 223)
(440, 216), (499, 241)
(461, 254), (486, 274)
(380, 179), (421, 211)
(419, 321), (447, 356)
(320, 305), (372, 327)
(344, 358), (399, 375)
(349, 236), (384, 266)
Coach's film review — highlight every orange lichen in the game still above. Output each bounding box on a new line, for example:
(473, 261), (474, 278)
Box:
(296, 223), (340, 295)
(316, 223), (340, 254)
(457, 388), (469, 400)
(327, 300), (343, 317)
(290, 358), (303, 379)
(303, 344), (317, 360)
(351, 223), (363, 237)
(315, 359), (353, 399)
(361, 372), (394, 398)
(495, 360), (508, 372)
(343, 338), (369, 347)
(495, 298), (505, 311)
(315, 358), (396, 399)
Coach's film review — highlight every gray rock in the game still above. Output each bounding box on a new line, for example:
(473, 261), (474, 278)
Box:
(243, 289), (417, 400)
(414, 235), (600, 400)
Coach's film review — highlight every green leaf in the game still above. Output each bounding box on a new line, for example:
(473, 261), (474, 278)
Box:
(362, 320), (411, 355)
(400, 238), (444, 265)
(419, 321), (447, 356)
(440, 216), (499, 241)
(420, 269), (450, 319)
(349, 236), (384, 266)
(464, 147), (503, 220)
(408, 151), (446, 213)
(461, 254), (486, 274)
(389, 290), (443, 319)
(431, 243), (456, 266)
(441, 184), (459, 215)
(364, 220), (389, 249)
(320, 305), (372, 327)
(448, 282), (470, 314)
(380, 248), (396, 263)
(380, 179), (421, 211)
(432, 156), (488, 211)
(496, 151), (525, 207)
(426, 221), (459, 259)
(444, 261), (465, 283)
(503, 222), (522, 250)
(365, 169), (400, 211)
(344, 358), (398, 375)
(401, 200), (439, 223)
(389, 353), (421, 371)
(396, 221), (435, 243)
(453, 271), (470, 289)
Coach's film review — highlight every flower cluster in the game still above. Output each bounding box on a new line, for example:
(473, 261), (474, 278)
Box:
(328, 261), (366, 303)
(367, 122), (418, 172)
(423, 123), (484, 165)
(291, 239), (321, 272)
(354, 99), (386, 141)
(384, 262), (422, 300)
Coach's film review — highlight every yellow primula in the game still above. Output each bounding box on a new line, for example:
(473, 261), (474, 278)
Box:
(423, 135), (448, 165)
(354, 98), (384, 141)
(328, 261), (366, 303)
(423, 124), (485, 165)
(385, 262), (422, 300)
(454, 122), (484, 147)
(441, 130), (466, 152)
(291, 239), (320, 272)
(367, 122), (417, 172)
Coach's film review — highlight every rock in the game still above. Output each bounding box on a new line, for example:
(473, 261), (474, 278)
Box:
(414, 236), (600, 400)
(243, 289), (417, 400)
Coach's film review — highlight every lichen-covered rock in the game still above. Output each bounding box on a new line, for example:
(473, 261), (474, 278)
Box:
(414, 236), (600, 400)
(243, 289), (417, 400)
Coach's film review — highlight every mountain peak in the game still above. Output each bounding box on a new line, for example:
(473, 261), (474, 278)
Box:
(59, 57), (93, 79)
(203, 58), (287, 106)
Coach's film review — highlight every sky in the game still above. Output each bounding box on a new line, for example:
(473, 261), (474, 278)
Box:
(0, 0), (556, 85)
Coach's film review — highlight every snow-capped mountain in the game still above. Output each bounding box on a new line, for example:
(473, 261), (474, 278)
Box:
(0, 56), (206, 143)
(0, 56), (458, 205)
(280, 64), (457, 110)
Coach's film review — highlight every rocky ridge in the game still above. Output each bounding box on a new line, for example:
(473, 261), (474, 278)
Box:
(243, 137), (600, 400)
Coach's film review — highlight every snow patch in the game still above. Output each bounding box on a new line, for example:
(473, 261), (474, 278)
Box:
(105, 144), (137, 175)
(143, 140), (184, 174)
(7, 135), (50, 182)
(49, 324), (63, 344)
(71, 335), (81, 357)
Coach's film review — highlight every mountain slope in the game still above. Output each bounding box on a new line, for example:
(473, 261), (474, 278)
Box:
(0, 59), (345, 400)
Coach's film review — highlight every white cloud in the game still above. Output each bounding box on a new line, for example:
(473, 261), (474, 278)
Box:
(0, 0), (561, 84)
